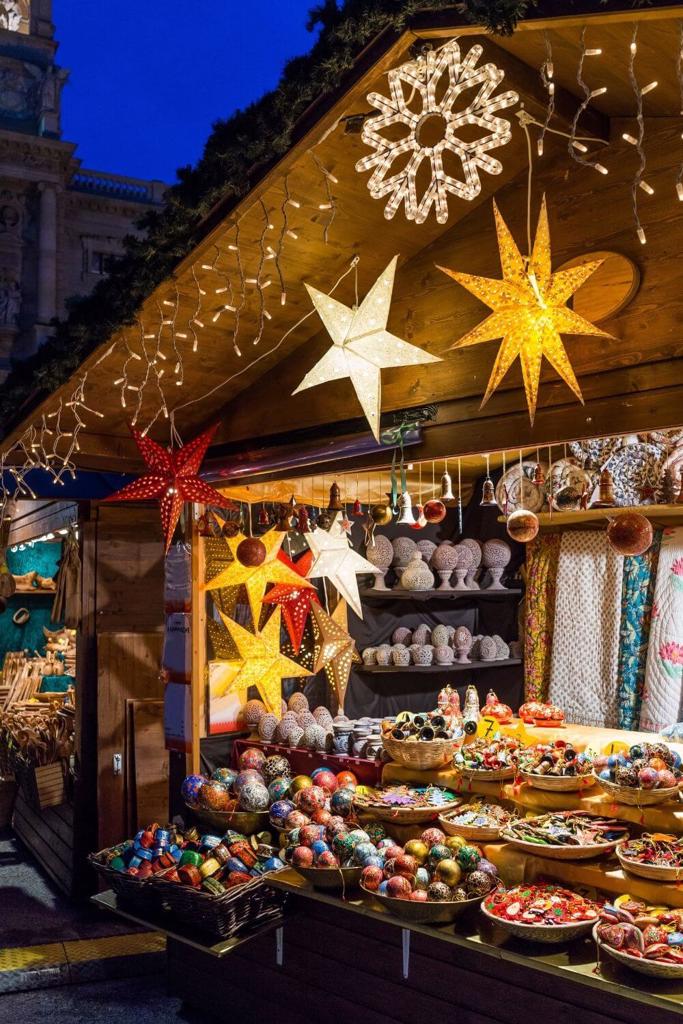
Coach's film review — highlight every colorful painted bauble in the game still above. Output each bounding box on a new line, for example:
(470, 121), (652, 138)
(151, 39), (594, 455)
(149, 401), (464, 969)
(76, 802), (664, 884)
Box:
(336, 770), (358, 789)
(291, 845), (314, 867)
(238, 781), (270, 812)
(659, 769), (678, 788)
(236, 537), (267, 567)
(421, 827), (446, 847)
(364, 822), (387, 844)
(410, 889), (429, 902)
(456, 844), (482, 871)
(285, 810), (309, 830)
(386, 875), (412, 899)
(311, 808), (332, 827)
(404, 839), (429, 866)
(362, 864), (384, 891)
(263, 755), (291, 784)
(290, 774), (313, 796)
(444, 835), (466, 852)
(477, 858), (498, 879)
(428, 843), (451, 868)
(506, 508), (540, 544)
(312, 769), (338, 794)
(607, 512), (653, 556)
(435, 858), (462, 887)
(415, 867), (430, 890)
(332, 832), (357, 861)
(211, 767), (237, 789)
(330, 787), (355, 818)
(299, 823), (326, 847)
(267, 777), (291, 802)
(269, 799), (296, 826)
(234, 769), (263, 792)
(198, 780), (232, 812)
(382, 844), (404, 863)
(311, 839), (330, 858)
(181, 774), (205, 808)
(638, 766), (659, 789)
(239, 747), (267, 772)
(327, 816), (349, 837)
(423, 499), (447, 524)
(392, 853), (418, 878)
(317, 851), (340, 868)
(466, 869), (494, 896)
(295, 785), (328, 816)
(427, 881), (452, 902)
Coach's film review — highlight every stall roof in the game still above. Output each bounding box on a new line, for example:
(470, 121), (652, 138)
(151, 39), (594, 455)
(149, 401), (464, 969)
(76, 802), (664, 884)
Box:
(2, 0), (682, 490)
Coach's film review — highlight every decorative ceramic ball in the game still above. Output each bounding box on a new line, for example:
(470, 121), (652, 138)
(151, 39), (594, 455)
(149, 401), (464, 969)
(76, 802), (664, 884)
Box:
(453, 543), (474, 570)
(332, 832), (357, 862)
(336, 770), (358, 789)
(491, 634), (510, 660)
(412, 645), (434, 666)
(263, 755), (291, 783)
(415, 867), (430, 890)
(401, 552), (434, 591)
(313, 769), (338, 795)
(435, 858), (463, 887)
(454, 625), (472, 649)
(211, 767), (237, 789)
(391, 644), (411, 667)
(291, 846), (314, 867)
(239, 781), (270, 812)
(288, 692), (310, 714)
(386, 875), (412, 899)
(456, 844), (482, 871)
(391, 536), (417, 566)
(268, 777), (291, 802)
(460, 538), (482, 568)
(257, 714), (279, 742)
(302, 723), (328, 751)
(423, 499), (447, 524)
(659, 769), (677, 788)
(299, 824), (326, 847)
(295, 785), (327, 815)
(236, 537), (266, 567)
(290, 774), (313, 795)
(466, 870), (494, 896)
(242, 699), (267, 728)
(353, 842), (378, 866)
(199, 780), (232, 812)
(421, 827), (446, 847)
(330, 787), (355, 818)
(428, 844), (451, 868)
(412, 624), (430, 646)
(431, 624), (450, 647)
(365, 821), (387, 844)
(392, 626), (413, 646)
(312, 808), (332, 827)
(427, 881), (452, 902)
(181, 774), (206, 808)
(481, 539), (512, 569)
(287, 725), (305, 748)
(269, 798), (296, 825)
(477, 858), (498, 879)
(638, 766), (659, 789)
(362, 647), (378, 665)
(239, 747), (267, 772)
(297, 710), (317, 730)
(312, 706), (334, 730)
(410, 889), (429, 903)
(317, 851), (340, 868)
(416, 539), (437, 563)
(607, 512), (654, 556)
(431, 543), (458, 572)
(392, 853), (418, 878)
(365, 534), (393, 570)
(285, 810), (309, 830)
(479, 636), (498, 662)
(434, 645), (454, 665)
(234, 769), (263, 792)
(361, 865), (384, 891)
(506, 509), (540, 544)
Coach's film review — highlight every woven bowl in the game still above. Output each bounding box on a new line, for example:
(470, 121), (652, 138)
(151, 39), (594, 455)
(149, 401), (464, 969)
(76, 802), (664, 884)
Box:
(187, 803), (270, 835)
(353, 793), (462, 825)
(519, 771), (595, 793)
(616, 845), (683, 881)
(500, 831), (626, 861)
(593, 775), (680, 806)
(438, 813), (505, 842)
(457, 765), (516, 782)
(593, 924), (683, 978)
(481, 902), (597, 943)
(292, 864), (363, 890)
(383, 734), (457, 771)
(362, 883), (484, 923)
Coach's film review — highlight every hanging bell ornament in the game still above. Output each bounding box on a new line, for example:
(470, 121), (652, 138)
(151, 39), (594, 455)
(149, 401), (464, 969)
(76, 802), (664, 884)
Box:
(276, 495), (298, 532)
(423, 499), (446, 524)
(411, 504), (427, 530)
(370, 503), (393, 526)
(257, 505), (269, 526)
(396, 490), (417, 526)
(591, 468), (616, 508)
(297, 505), (311, 533)
(328, 481), (342, 511)
(479, 478), (498, 507)
(352, 497), (363, 516)
(440, 469), (455, 502)
(532, 463), (545, 487)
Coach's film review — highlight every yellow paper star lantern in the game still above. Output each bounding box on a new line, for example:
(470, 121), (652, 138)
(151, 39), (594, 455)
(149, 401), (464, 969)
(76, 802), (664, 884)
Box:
(208, 661), (249, 705)
(216, 607), (312, 716)
(293, 256), (441, 441)
(310, 600), (360, 712)
(438, 197), (612, 423)
(306, 512), (376, 618)
(204, 536), (240, 618)
(203, 528), (315, 626)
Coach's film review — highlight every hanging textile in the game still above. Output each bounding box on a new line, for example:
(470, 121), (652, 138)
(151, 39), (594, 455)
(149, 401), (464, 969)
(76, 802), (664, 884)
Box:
(548, 530), (623, 728)
(616, 531), (661, 730)
(523, 532), (561, 702)
(51, 527), (81, 629)
(639, 527), (683, 733)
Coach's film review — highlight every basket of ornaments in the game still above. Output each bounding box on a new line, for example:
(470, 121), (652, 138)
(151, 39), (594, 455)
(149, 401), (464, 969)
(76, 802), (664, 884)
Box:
(594, 895), (683, 977)
(592, 742), (682, 806)
(382, 705), (463, 771)
(453, 735), (520, 781)
(482, 882), (601, 943)
(517, 741), (595, 791)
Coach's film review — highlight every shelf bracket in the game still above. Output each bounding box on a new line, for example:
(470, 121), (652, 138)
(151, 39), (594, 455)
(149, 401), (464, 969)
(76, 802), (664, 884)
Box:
(275, 925), (284, 966)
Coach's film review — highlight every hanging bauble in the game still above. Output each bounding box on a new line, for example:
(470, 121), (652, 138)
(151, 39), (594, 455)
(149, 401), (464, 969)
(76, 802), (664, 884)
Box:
(236, 537), (267, 567)
(257, 505), (270, 526)
(506, 508), (539, 544)
(551, 486), (582, 512)
(479, 479), (497, 507)
(410, 504), (427, 530)
(317, 510), (333, 530)
(370, 503), (393, 526)
(440, 470), (455, 501)
(396, 490), (416, 526)
(423, 499), (446, 524)
(606, 512), (653, 556)
(352, 497), (363, 517)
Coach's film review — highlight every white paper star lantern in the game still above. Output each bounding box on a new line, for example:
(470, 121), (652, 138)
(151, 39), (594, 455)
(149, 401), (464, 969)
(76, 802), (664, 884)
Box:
(306, 513), (377, 618)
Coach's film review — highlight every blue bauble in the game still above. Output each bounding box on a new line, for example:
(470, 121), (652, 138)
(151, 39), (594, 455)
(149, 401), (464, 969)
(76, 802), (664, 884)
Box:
(672, 752), (682, 770)
(377, 837), (395, 851)
(607, 753), (625, 769)
(378, 880), (390, 896)
(181, 774), (206, 808)
(239, 781), (270, 812)
(354, 842), (377, 864)
(598, 768), (612, 781)
(268, 777), (291, 802)
(311, 839), (330, 857)
(330, 787), (355, 818)
(269, 799), (296, 825)
(263, 856), (286, 871)
(212, 767), (237, 789)
(363, 855), (383, 869)
(415, 867), (430, 890)
(310, 767), (327, 780)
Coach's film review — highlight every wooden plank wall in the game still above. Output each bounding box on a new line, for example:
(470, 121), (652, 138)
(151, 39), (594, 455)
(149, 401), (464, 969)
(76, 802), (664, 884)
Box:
(12, 795), (74, 895)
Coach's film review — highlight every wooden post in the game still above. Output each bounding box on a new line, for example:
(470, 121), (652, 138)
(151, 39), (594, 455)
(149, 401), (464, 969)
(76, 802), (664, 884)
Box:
(190, 508), (206, 776)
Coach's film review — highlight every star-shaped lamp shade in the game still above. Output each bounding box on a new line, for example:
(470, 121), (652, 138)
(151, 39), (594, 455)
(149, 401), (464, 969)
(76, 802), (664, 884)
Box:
(293, 256), (441, 441)
(261, 550), (320, 653)
(104, 423), (233, 550)
(310, 600), (360, 713)
(438, 197), (612, 423)
(203, 528), (316, 627)
(217, 607), (312, 716)
(306, 512), (376, 618)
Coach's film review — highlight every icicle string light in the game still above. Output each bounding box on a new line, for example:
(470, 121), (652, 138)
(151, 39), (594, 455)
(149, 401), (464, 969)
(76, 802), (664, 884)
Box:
(627, 23), (654, 244)
(568, 28), (609, 175)
(538, 31), (555, 157)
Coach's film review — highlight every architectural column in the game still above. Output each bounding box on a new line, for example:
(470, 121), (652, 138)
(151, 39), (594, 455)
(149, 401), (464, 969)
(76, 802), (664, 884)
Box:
(37, 181), (58, 326)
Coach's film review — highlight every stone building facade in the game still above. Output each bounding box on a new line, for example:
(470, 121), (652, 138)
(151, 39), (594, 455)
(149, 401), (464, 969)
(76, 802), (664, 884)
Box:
(0, 0), (165, 375)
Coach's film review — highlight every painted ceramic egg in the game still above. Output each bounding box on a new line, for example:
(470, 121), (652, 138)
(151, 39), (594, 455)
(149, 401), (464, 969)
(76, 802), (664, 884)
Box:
(431, 624), (450, 647)
(257, 713), (279, 742)
(312, 769), (338, 795)
(336, 771), (358, 790)
(295, 785), (327, 815)
(234, 769), (264, 792)
(386, 875), (412, 899)
(428, 843), (451, 868)
(291, 846), (314, 867)
(288, 692), (310, 714)
(330, 787), (355, 818)
(364, 822), (387, 844)
(239, 781), (270, 812)
(290, 774), (313, 795)
(311, 808), (332, 827)
(362, 865), (384, 891)
(427, 881), (451, 902)
(263, 856), (285, 871)
(268, 777), (291, 802)
(421, 827), (446, 847)
(638, 766), (659, 789)
(456, 844), (482, 871)
(317, 851), (340, 868)
(299, 824), (326, 847)
(199, 780), (232, 812)
(242, 699), (267, 727)
(403, 839), (429, 865)
(435, 858), (462, 887)
(285, 810), (309, 830)
(269, 799), (296, 826)
(181, 774), (206, 808)
(211, 767), (237, 789)
(263, 755), (291, 783)
(415, 867), (430, 890)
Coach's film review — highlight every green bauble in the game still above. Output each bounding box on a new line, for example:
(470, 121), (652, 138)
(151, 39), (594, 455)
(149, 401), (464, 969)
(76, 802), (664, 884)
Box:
(456, 844), (482, 872)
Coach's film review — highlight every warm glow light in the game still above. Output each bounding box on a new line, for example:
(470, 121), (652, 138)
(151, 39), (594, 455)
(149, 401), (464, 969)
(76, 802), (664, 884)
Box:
(438, 197), (612, 424)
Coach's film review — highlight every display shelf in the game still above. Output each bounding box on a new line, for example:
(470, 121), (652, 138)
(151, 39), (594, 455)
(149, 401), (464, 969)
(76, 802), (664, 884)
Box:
(357, 658), (521, 674)
(11, 589), (56, 597)
(360, 587), (522, 602)
(497, 503), (683, 529)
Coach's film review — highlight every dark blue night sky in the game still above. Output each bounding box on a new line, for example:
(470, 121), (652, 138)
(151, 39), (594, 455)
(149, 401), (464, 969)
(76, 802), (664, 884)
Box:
(55, 1), (316, 185)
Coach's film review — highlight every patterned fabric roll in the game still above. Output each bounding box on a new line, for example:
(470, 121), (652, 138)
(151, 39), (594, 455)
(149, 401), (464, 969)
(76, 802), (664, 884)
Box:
(523, 532), (561, 702)
(639, 527), (683, 733)
(616, 531), (661, 730)
(548, 530), (623, 728)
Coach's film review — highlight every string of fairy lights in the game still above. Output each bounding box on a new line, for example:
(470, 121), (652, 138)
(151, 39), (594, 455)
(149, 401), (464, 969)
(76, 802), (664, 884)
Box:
(0, 22), (681, 517)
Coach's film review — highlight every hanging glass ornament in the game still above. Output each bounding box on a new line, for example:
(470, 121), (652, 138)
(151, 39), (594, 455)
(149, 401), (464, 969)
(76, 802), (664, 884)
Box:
(396, 490), (417, 526)
(441, 462), (455, 501)
(423, 499), (446, 524)
(352, 497), (363, 516)
(506, 508), (540, 544)
(480, 453), (498, 507)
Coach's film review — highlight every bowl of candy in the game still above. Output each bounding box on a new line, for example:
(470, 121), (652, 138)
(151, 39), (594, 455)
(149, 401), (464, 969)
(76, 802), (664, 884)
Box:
(361, 828), (500, 924)
(482, 883), (601, 943)
(353, 784), (462, 825)
(454, 736), (520, 781)
(616, 833), (683, 881)
(594, 895), (683, 977)
(439, 797), (514, 841)
(518, 741), (595, 791)
(593, 742), (682, 806)
(501, 811), (629, 860)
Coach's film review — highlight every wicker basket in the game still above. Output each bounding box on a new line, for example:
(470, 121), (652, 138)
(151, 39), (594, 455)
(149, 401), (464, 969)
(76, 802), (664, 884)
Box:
(594, 775), (680, 806)
(150, 872), (287, 939)
(458, 765), (516, 782)
(519, 771), (595, 793)
(438, 812), (506, 842)
(593, 924), (683, 979)
(481, 903), (596, 943)
(500, 832), (625, 861)
(616, 845), (683, 881)
(362, 884), (484, 923)
(382, 734), (457, 771)
(88, 848), (162, 913)
(186, 803), (269, 835)
(291, 865), (364, 890)
(353, 793), (462, 825)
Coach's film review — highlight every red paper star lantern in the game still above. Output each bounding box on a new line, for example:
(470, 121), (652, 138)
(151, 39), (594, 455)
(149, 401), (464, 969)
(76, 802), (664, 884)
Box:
(262, 550), (320, 653)
(104, 423), (234, 550)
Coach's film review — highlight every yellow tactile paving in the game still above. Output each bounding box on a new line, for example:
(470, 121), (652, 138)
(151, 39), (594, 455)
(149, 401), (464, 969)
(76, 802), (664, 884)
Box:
(0, 931), (164, 973)
(0, 942), (67, 972)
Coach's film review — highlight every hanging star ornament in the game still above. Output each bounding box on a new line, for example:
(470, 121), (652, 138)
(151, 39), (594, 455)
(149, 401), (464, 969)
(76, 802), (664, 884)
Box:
(306, 512), (376, 618)
(104, 423), (234, 550)
(293, 256), (441, 441)
(438, 197), (612, 423)
(261, 550), (320, 653)
(203, 528), (316, 626)
(216, 607), (312, 715)
(204, 536), (241, 618)
(310, 600), (360, 713)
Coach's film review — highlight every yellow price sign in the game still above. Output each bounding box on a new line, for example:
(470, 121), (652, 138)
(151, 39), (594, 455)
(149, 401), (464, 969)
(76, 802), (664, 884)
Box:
(601, 739), (630, 756)
(476, 716), (501, 739)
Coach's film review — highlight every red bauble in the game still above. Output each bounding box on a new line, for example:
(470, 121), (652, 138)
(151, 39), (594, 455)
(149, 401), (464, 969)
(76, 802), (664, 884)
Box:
(291, 846), (314, 867)
(361, 865), (384, 891)
(606, 512), (653, 556)
(312, 769), (338, 795)
(336, 770), (358, 789)
(423, 499), (447, 524)
(386, 875), (412, 899)
(237, 537), (267, 566)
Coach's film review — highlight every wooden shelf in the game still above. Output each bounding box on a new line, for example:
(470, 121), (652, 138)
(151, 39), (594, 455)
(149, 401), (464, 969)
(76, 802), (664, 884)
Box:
(11, 589), (56, 597)
(360, 587), (522, 602)
(498, 504), (683, 529)
(357, 658), (521, 674)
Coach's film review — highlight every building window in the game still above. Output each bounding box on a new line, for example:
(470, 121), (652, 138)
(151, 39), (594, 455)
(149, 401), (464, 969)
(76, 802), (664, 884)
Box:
(90, 251), (121, 275)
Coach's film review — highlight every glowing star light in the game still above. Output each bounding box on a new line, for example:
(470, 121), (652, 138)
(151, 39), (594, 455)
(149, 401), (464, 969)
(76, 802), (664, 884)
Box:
(104, 423), (233, 551)
(261, 550), (320, 653)
(311, 600), (361, 712)
(306, 512), (377, 618)
(217, 607), (312, 716)
(293, 256), (440, 441)
(356, 39), (518, 225)
(438, 197), (612, 423)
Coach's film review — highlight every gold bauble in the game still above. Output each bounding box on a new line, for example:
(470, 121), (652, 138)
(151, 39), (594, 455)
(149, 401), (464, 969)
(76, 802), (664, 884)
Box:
(444, 835), (467, 852)
(435, 858), (462, 887)
(290, 775), (313, 795)
(404, 839), (430, 866)
(370, 503), (393, 526)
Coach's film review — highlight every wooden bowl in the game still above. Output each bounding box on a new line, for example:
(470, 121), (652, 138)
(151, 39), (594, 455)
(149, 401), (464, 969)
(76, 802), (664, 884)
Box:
(616, 845), (683, 881)
(187, 804), (269, 835)
(500, 831), (626, 861)
(593, 924), (683, 979)
(481, 902), (596, 943)
(594, 775), (680, 806)
(362, 883), (483, 923)
(519, 771), (595, 792)
(292, 865), (363, 890)
(353, 794), (462, 825)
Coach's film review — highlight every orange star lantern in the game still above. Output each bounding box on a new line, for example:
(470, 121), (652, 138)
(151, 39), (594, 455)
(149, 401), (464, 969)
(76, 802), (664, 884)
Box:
(104, 423), (232, 550)
(261, 550), (320, 653)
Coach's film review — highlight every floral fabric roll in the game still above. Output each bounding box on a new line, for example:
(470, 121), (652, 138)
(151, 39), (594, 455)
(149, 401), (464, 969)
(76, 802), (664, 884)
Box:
(523, 532), (561, 703)
(616, 531), (661, 730)
(639, 527), (683, 733)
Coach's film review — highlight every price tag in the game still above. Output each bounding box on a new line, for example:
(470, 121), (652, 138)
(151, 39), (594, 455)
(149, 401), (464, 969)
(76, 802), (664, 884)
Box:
(601, 739), (630, 756)
(476, 715), (500, 738)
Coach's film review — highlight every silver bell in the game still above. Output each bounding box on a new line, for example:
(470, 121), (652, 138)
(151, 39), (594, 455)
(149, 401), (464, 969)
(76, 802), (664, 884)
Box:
(396, 490), (417, 526)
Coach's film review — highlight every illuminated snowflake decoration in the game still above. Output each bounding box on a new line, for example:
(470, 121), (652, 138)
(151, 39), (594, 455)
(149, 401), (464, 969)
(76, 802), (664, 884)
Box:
(355, 40), (519, 225)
